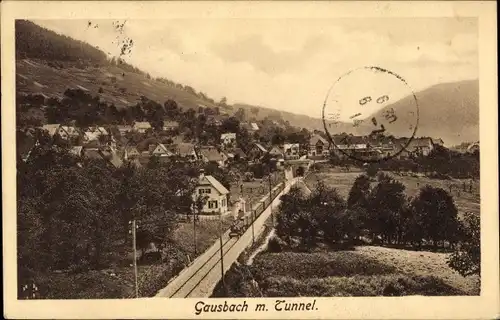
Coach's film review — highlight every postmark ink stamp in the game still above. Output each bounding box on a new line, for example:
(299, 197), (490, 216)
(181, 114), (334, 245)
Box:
(322, 66), (419, 162)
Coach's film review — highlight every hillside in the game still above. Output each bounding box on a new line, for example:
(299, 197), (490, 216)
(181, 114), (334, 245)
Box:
(371, 80), (479, 147)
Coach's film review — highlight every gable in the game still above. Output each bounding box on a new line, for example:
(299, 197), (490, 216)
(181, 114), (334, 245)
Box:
(152, 144), (171, 155)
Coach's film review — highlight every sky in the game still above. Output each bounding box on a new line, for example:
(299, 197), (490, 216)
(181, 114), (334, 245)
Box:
(33, 18), (478, 118)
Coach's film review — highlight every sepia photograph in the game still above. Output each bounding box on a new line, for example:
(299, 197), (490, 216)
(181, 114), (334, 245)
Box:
(2, 1), (498, 319)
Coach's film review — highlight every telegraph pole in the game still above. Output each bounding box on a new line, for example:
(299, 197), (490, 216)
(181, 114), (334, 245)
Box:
(251, 210), (255, 244)
(130, 219), (139, 298)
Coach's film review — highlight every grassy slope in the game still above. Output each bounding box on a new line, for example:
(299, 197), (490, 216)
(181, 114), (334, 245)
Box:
(16, 59), (220, 111)
(251, 247), (478, 296)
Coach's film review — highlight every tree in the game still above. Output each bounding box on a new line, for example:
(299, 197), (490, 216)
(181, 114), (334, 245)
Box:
(447, 212), (480, 276)
(367, 175), (407, 244)
(411, 186), (459, 249)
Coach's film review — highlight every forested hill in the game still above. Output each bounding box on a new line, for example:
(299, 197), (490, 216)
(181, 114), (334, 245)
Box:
(15, 20), (108, 64)
(14, 20), (326, 131)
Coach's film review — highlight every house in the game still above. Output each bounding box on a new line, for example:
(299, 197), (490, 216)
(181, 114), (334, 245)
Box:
(198, 146), (228, 167)
(331, 135), (373, 159)
(283, 143), (300, 160)
(133, 121), (152, 133)
(467, 142), (480, 154)
(220, 133), (237, 147)
(432, 138), (444, 147)
(269, 146), (284, 159)
(206, 116), (222, 126)
(41, 124), (60, 137)
(308, 134), (330, 157)
(123, 146), (140, 160)
(117, 125), (133, 135)
(70, 146), (84, 157)
(226, 148), (247, 162)
(241, 122), (259, 132)
(405, 137), (434, 156)
(193, 170), (230, 215)
(163, 120), (179, 132)
(58, 125), (80, 140)
(172, 143), (198, 161)
(83, 127), (109, 142)
(150, 143), (174, 157)
(82, 139), (101, 151)
(248, 143), (268, 161)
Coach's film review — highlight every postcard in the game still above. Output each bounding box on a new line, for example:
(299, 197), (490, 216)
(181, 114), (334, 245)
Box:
(2, 1), (498, 319)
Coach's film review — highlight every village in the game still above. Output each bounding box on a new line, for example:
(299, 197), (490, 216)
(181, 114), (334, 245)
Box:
(22, 118), (474, 217)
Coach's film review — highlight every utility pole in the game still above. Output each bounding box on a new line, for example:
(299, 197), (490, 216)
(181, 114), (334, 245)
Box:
(251, 210), (255, 244)
(130, 219), (139, 298)
(219, 211), (225, 294)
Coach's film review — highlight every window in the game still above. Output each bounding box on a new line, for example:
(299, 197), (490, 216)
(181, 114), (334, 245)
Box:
(208, 201), (218, 209)
(198, 189), (203, 194)
(205, 188), (211, 194)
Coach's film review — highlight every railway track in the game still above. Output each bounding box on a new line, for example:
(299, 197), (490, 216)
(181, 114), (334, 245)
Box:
(167, 235), (239, 298)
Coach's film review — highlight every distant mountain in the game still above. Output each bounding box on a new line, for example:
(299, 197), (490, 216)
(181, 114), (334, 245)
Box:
(371, 80), (479, 147)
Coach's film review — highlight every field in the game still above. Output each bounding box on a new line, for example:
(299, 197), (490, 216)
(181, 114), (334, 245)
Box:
(249, 245), (479, 297)
(305, 169), (480, 218)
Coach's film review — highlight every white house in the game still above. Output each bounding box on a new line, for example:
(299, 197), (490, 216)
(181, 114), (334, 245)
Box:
(220, 132), (237, 147)
(283, 143), (300, 159)
(133, 121), (152, 133)
(150, 143), (174, 157)
(193, 171), (230, 215)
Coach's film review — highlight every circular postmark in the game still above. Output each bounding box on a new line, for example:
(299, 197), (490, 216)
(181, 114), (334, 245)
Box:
(322, 66), (419, 163)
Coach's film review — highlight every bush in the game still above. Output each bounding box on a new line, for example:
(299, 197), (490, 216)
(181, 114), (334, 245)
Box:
(365, 164), (379, 178)
(267, 236), (283, 253)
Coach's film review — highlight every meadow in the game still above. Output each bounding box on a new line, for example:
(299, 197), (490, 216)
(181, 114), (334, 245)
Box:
(305, 169), (480, 218)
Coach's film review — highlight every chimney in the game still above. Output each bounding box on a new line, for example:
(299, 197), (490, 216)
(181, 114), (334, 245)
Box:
(199, 169), (205, 180)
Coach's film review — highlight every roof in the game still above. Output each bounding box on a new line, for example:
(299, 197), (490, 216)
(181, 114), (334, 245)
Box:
(199, 175), (230, 195)
(60, 126), (79, 136)
(254, 143), (268, 153)
(41, 124), (60, 137)
(283, 143), (300, 153)
(199, 146), (225, 162)
(70, 146), (83, 156)
(233, 148), (246, 158)
(83, 140), (101, 149)
(407, 137), (433, 149)
(221, 132), (236, 139)
(151, 143), (173, 156)
(250, 122), (259, 131)
(133, 121), (152, 129)
(467, 142), (479, 151)
(84, 131), (100, 141)
(432, 138), (444, 144)
(176, 143), (196, 157)
(310, 134), (329, 146)
(332, 135), (367, 146)
(163, 120), (179, 128)
(117, 125), (133, 131)
(83, 149), (103, 160)
(269, 146), (284, 156)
